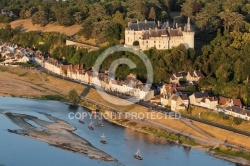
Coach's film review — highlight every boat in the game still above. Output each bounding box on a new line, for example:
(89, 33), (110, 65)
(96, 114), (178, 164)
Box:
(97, 119), (104, 127)
(100, 133), (107, 144)
(134, 148), (143, 160)
(88, 121), (94, 130)
(79, 119), (84, 124)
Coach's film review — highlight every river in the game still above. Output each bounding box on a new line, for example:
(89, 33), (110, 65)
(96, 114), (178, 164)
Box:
(0, 97), (235, 166)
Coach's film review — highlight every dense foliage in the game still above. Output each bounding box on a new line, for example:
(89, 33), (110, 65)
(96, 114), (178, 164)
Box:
(196, 30), (250, 105)
(181, 0), (250, 34)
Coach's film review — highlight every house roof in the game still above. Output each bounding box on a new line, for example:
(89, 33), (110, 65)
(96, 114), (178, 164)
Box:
(233, 99), (242, 107)
(86, 71), (93, 77)
(194, 92), (209, 99)
(219, 97), (230, 105)
(169, 29), (182, 37)
(164, 84), (177, 93)
(179, 103), (186, 107)
(176, 72), (187, 77)
(127, 21), (156, 31)
(194, 70), (203, 77)
(180, 94), (188, 100)
(201, 96), (218, 102)
(243, 109), (250, 117)
(172, 95), (179, 101)
(231, 106), (244, 114)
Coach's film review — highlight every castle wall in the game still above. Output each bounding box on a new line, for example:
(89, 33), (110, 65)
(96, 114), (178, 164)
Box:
(183, 32), (195, 49)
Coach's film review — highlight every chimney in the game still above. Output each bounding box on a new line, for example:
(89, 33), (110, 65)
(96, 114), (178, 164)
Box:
(176, 23), (178, 29)
(158, 21), (160, 28)
(145, 20), (147, 23)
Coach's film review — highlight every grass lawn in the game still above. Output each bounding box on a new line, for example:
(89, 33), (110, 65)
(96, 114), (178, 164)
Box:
(186, 106), (250, 133)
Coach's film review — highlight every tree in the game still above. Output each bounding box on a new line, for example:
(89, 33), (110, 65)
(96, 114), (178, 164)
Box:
(181, 0), (195, 18)
(31, 11), (47, 27)
(104, 22), (122, 45)
(219, 12), (245, 32)
(68, 89), (81, 106)
(195, 2), (221, 32)
(148, 7), (156, 20)
(73, 12), (83, 24)
(233, 117), (242, 125)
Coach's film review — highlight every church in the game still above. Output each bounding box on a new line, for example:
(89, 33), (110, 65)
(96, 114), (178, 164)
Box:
(125, 18), (194, 50)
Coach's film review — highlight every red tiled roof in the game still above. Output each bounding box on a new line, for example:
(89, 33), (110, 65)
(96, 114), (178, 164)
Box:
(164, 84), (177, 93)
(219, 97), (230, 105)
(233, 99), (242, 107)
(86, 71), (93, 77)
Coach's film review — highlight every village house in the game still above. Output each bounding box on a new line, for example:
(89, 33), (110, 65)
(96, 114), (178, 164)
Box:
(160, 84), (177, 94)
(170, 72), (187, 85)
(85, 71), (93, 84)
(108, 75), (154, 101)
(160, 92), (174, 107)
(44, 58), (61, 75)
(199, 96), (218, 110)
(170, 94), (189, 111)
(186, 70), (204, 83)
(189, 92), (209, 105)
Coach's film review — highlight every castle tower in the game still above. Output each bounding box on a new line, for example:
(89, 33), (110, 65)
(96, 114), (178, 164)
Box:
(182, 17), (195, 49)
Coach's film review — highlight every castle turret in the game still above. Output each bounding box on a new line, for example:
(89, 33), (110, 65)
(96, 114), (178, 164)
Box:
(182, 17), (195, 49)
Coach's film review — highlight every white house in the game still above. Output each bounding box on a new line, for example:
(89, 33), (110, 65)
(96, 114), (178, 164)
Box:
(189, 92), (209, 105)
(186, 70), (204, 82)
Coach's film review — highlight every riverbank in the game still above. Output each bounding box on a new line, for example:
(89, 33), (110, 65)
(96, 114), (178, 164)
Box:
(1, 66), (250, 165)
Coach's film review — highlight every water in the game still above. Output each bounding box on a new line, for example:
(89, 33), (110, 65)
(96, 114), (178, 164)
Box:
(0, 97), (235, 166)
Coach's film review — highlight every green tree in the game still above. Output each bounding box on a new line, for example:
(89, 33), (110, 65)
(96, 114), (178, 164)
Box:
(68, 89), (81, 106)
(104, 22), (122, 45)
(195, 2), (221, 32)
(31, 11), (47, 27)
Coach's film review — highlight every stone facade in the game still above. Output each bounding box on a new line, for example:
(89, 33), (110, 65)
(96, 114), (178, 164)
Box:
(125, 18), (194, 50)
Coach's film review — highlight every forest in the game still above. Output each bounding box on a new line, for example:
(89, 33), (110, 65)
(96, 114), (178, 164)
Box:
(0, 0), (250, 104)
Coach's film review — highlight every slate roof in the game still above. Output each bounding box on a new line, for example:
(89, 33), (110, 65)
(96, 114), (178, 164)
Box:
(127, 21), (156, 31)
(194, 92), (209, 99)
(180, 94), (188, 100)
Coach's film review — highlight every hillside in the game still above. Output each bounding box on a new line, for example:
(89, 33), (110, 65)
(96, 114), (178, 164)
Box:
(10, 19), (81, 36)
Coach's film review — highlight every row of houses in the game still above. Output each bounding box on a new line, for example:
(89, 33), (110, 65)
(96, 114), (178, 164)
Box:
(33, 48), (250, 121)
(155, 83), (250, 121)
(33, 54), (155, 101)
(0, 42), (30, 64)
